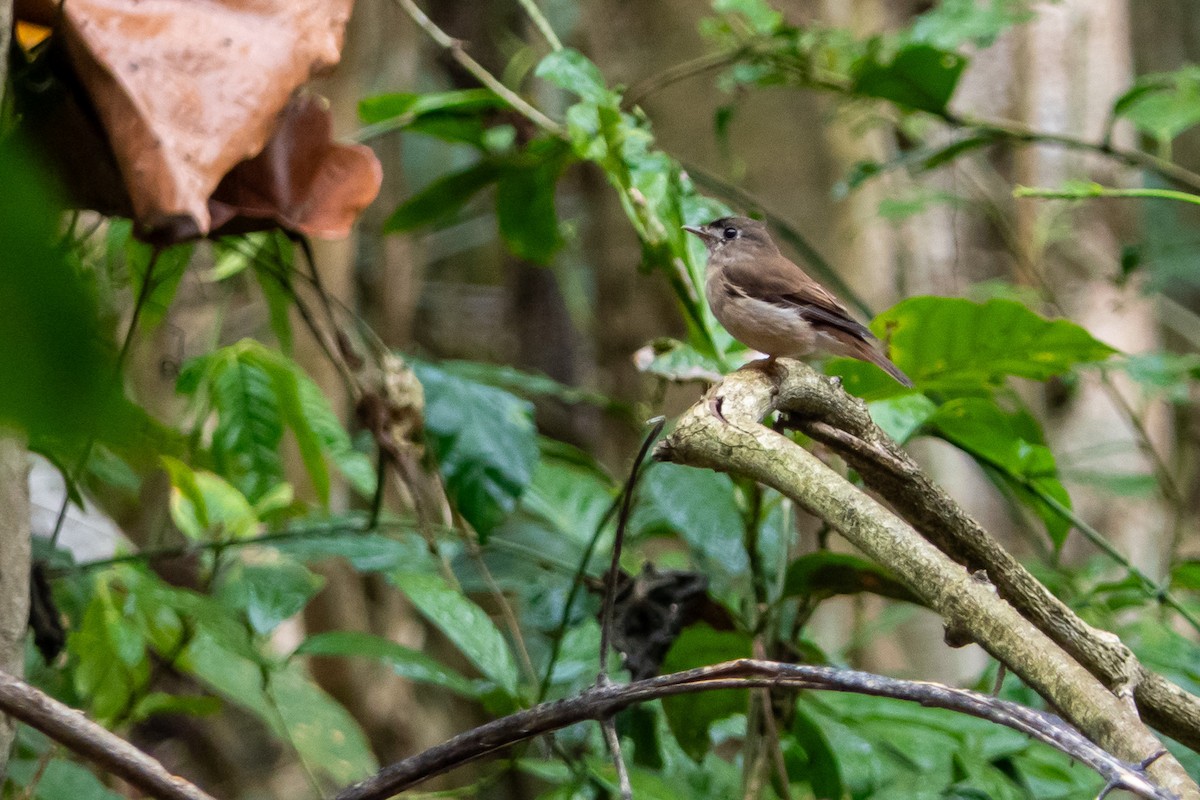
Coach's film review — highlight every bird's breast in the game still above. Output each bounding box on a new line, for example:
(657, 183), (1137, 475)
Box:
(705, 272), (818, 357)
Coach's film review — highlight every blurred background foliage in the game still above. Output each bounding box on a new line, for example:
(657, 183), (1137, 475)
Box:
(7, 0), (1200, 798)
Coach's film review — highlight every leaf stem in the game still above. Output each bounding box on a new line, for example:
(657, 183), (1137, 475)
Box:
(1015, 183), (1200, 206)
(392, 0), (564, 135)
(515, 0), (563, 52)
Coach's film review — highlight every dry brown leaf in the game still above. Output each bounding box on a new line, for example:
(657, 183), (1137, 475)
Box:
(25, 0), (358, 239)
(209, 94), (382, 240)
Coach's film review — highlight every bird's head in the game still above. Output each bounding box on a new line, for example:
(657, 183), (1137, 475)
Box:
(683, 216), (777, 256)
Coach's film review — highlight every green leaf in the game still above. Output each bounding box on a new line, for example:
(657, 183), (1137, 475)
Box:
(1119, 351), (1200, 403)
(390, 571), (520, 696)
(274, 530), (433, 573)
(248, 232), (295, 353)
(215, 551), (325, 634)
(871, 296), (1117, 391)
(125, 239), (194, 334)
(712, 0), (783, 35)
(633, 463), (748, 599)
(929, 398), (1073, 547)
(69, 580), (147, 722)
(161, 457), (259, 541)
(183, 630), (376, 784)
(180, 341), (375, 504)
(5, 757), (125, 800)
(130, 691), (221, 722)
(534, 49), (613, 104)
(910, 0), (1035, 49)
(359, 89), (502, 124)
(296, 631), (482, 698)
(0, 139), (119, 448)
(866, 392), (938, 444)
(437, 359), (630, 417)
(852, 43), (967, 115)
(1114, 67), (1200, 145)
(383, 161), (504, 232)
(782, 552), (919, 604)
(789, 706), (845, 799)
(660, 625), (752, 760)
(496, 140), (570, 263)
(413, 360), (538, 538)
(633, 338), (725, 383)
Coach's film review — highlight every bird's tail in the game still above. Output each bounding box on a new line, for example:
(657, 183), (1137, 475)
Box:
(843, 338), (913, 388)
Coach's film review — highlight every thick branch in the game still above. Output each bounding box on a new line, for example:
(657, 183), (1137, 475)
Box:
(760, 360), (1200, 754)
(654, 363), (1199, 800)
(335, 659), (1175, 800)
(0, 671), (217, 800)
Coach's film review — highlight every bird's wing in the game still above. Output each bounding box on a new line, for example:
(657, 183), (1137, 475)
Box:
(723, 258), (874, 341)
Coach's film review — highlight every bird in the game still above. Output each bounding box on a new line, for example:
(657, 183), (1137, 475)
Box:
(683, 216), (913, 388)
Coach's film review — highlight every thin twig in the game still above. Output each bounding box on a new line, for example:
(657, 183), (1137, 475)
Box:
(515, 0), (562, 52)
(0, 670), (218, 800)
(392, 0), (564, 135)
(50, 246), (163, 549)
(599, 717), (632, 800)
(598, 417), (666, 678)
(332, 659), (1177, 800)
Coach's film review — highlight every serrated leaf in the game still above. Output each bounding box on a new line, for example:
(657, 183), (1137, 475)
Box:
(660, 625), (752, 760)
(535, 49), (612, 104)
(852, 43), (967, 115)
(215, 551), (324, 634)
(413, 360), (538, 538)
(383, 161), (503, 233)
(296, 631), (482, 698)
(390, 570), (520, 696)
(871, 296), (1117, 391)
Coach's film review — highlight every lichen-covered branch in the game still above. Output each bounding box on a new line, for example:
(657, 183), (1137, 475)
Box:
(759, 360), (1200, 754)
(0, 670), (217, 800)
(654, 362), (1200, 800)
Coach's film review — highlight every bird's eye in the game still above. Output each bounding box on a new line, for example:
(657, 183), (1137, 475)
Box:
(722, 227), (738, 240)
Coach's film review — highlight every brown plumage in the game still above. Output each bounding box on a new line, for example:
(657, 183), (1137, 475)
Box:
(683, 216), (912, 387)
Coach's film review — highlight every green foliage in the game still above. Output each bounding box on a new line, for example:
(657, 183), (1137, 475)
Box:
(296, 631), (485, 698)
(873, 296), (1117, 391)
(0, 139), (118, 451)
(1114, 66), (1200, 149)
(177, 339), (375, 504)
(929, 399), (1073, 547)
(851, 43), (967, 115)
(390, 570), (521, 698)
(20, 2), (1200, 798)
(414, 360), (539, 538)
(659, 625), (752, 760)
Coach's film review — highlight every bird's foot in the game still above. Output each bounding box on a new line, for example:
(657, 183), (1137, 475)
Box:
(708, 394), (729, 424)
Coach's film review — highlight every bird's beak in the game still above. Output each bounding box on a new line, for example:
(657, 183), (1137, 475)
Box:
(683, 225), (716, 242)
